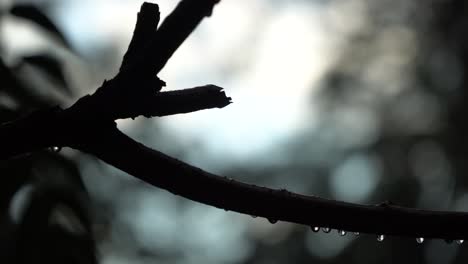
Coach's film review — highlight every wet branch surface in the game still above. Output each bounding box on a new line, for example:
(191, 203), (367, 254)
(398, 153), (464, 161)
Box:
(1, 0), (468, 241)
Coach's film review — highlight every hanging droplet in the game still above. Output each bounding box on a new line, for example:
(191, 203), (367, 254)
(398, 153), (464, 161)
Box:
(311, 226), (320, 232)
(416, 237), (424, 244)
(322, 227), (331, 233)
(338, 230), (347, 236)
(456, 239), (464, 245)
(354, 232), (360, 236)
(51, 146), (61, 152)
(268, 218), (277, 224)
(377, 234), (385, 242)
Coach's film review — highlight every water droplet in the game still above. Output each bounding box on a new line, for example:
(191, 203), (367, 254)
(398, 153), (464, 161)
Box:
(311, 226), (320, 232)
(456, 239), (464, 245)
(322, 227), (331, 233)
(377, 234), (385, 242)
(338, 230), (347, 236)
(416, 237), (424, 244)
(354, 232), (360, 236)
(51, 146), (61, 152)
(268, 218), (277, 224)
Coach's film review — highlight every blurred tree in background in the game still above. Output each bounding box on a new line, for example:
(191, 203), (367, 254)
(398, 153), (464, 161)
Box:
(2, 0), (468, 263)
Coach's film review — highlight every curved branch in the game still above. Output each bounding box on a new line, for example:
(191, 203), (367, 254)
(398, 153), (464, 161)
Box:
(4, 105), (468, 240)
(84, 126), (468, 241)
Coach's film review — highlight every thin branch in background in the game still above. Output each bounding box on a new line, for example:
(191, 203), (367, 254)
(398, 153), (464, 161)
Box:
(144, 0), (220, 74)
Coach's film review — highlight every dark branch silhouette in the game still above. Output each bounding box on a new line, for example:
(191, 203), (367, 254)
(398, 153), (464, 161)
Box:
(1, 0), (468, 242)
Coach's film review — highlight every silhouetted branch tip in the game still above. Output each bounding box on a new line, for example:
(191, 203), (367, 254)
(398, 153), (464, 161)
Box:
(121, 2), (160, 72)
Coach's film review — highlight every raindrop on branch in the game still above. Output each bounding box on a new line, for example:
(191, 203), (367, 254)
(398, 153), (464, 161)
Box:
(338, 230), (347, 236)
(268, 218), (277, 224)
(456, 240), (464, 245)
(322, 227), (331, 233)
(354, 232), (360, 236)
(311, 226), (320, 232)
(416, 237), (424, 244)
(51, 146), (61, 152)
(377, 234), (385, 242)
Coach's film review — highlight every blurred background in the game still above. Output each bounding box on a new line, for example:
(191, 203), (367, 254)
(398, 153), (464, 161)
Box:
(1, 0), (468, 263)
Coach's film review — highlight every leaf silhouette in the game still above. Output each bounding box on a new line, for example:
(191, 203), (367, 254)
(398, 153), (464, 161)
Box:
(0, 57), (59, 109)
(21, 54), (70, 94)
(0, 58), (35, 108)
(10, 4), (71, 49)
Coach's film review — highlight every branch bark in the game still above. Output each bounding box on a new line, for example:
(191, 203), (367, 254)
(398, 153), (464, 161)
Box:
(1, 0), (467, 243)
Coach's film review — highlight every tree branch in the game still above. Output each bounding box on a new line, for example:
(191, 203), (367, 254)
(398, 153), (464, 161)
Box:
(147, 0), (220, 74)
(1, 0), (467, 243)
(120, 2), (160, 72)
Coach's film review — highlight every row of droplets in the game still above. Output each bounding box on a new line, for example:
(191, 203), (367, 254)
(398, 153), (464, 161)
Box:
(309, 226), (464, 245)
(311, 227), (361, 238)
(253, 216), (465, 245)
